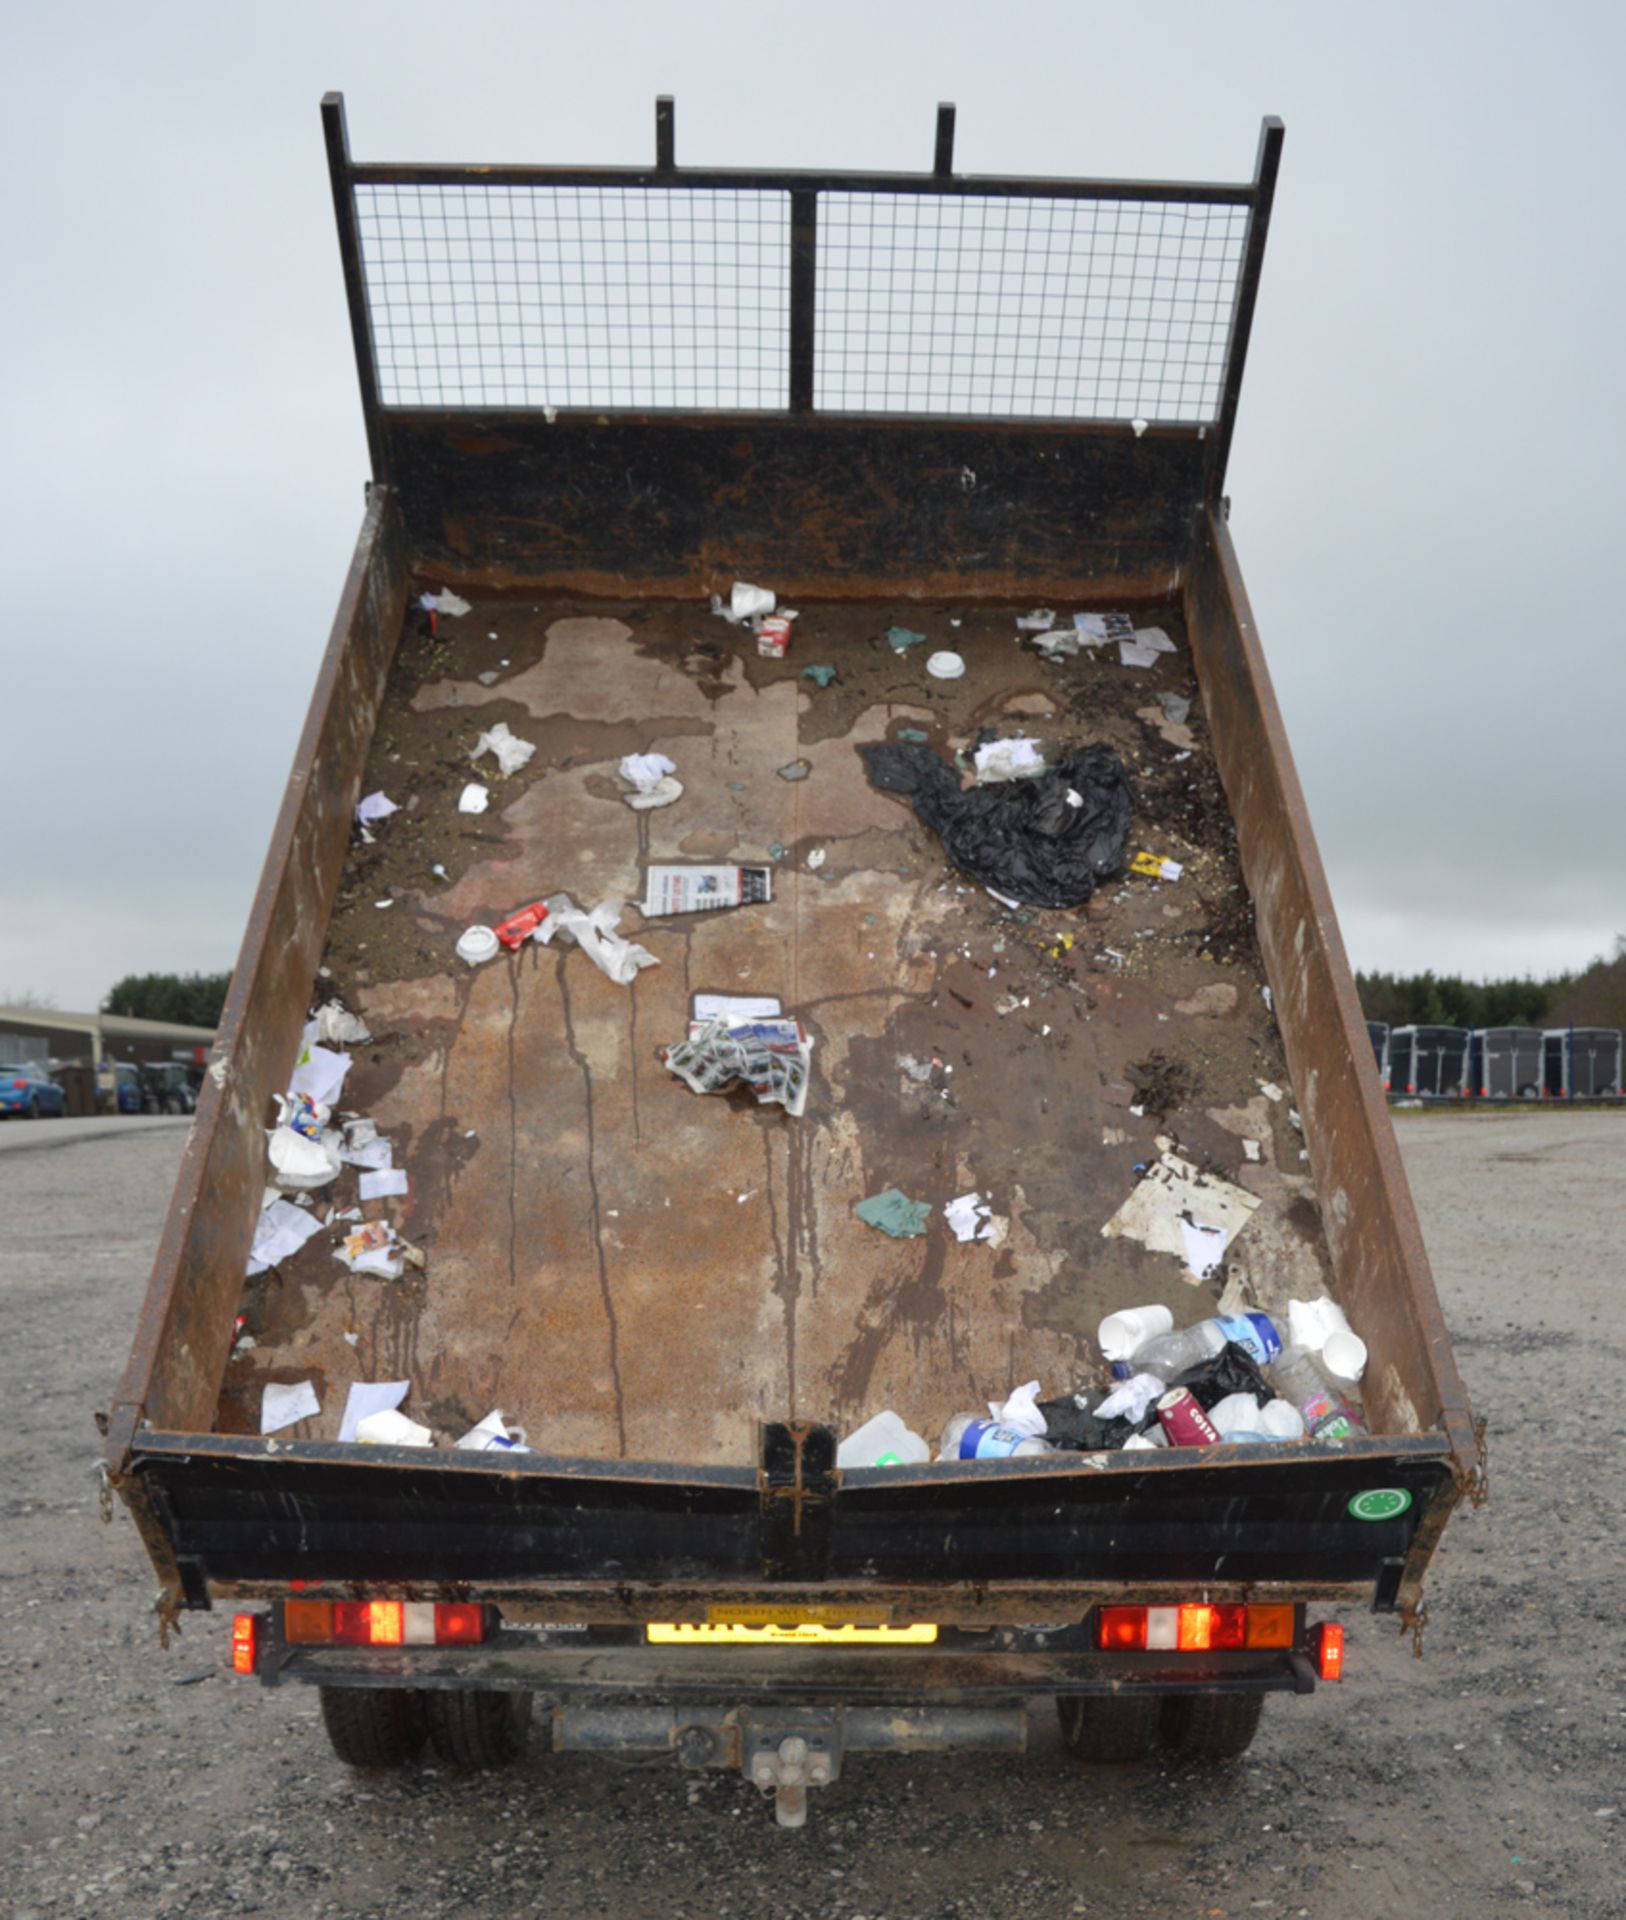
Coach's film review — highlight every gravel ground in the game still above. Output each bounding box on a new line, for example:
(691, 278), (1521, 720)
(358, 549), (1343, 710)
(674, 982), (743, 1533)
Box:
(2, 1110), (1621, 1919)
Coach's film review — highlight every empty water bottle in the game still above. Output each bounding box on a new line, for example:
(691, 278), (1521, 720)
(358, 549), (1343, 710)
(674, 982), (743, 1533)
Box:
(1129, 1311), (1280, 1376)
(1270, 1347), (1366, 1440)
(939, 1414), (1050, 1460)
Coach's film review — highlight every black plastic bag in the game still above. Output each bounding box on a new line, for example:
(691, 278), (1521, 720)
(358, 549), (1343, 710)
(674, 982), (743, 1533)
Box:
(858, 740), (1133, 909)
(1036, 1391), (1140, 1453)
(1167, 1342), (1278, 1412)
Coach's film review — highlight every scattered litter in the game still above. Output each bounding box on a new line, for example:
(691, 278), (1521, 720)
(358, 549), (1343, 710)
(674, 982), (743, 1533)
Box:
(986, 887), (1022, 909)
(335, 1220), (406, 1279)
(986, 1380), (1047, 1437)
(471, 721), (536, 777)
(313, 1001), (370, 1047)
(620, 752), (676, 792)
(945, 1191), (1002, 1243)
(730, 581), (775, 621)
(1119, 627), (1178, 669)
(806, 848), (827, 870)
(374, 898), (394, 910)
(459, 782), (490, 814)
(455, 1410), (531, 1453)
(801, 664), (838, 688)
(1158, 692), (1192, 727)
(267, 1101), (343, 1189)
(888, 626), (927, 652)
(972, 737), (1046, 783)
(288, 1040), (351, 1110)
(837, 1410), (931, 1468)
(1258, 1080), (1284, 1102)
(897, 727), (929, 743)
(260, 1380), (320, 1436)
(777, 759), (812, 782)
(1243, 1138), (1262, 1162)
(855, 1187), (932, 1238)
(356, 1408), (433, 1447)
(695, 991), (782, 1021)
(419, 588), (471, 618)
(662, 1014), (812, 1116)
(926, 650), (966, 679)
(1131, 417), (1148, 438)
(1179, 1217), (1229, 1282)
(643, 864), (772, 915)
(860, 739), (1132, 909)
(1095, 1372), (1166, 1424)
(1015, 609), (1056, 631)
(494, 901), (550, 949)
(340, 1118), (393, 1171)
(1100, 1140), (1261, 1277)
(247, 1198), (325, 1276)
(359, 1167), (409, 1202)
(1130, 850), (1184, 882)
(339, 1380), (410, 1444)
(1289, 1107), (1303, 1132)
(354, 791), (398, 826)
(757, 615), (793, 658)
(626, 777), (683, 811)
(456, 925), (500, 966)
(536, 894), (659, 987)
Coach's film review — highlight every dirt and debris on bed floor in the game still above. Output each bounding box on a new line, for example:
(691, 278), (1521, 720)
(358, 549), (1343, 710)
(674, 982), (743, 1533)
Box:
(221, 593), (1336, 1464)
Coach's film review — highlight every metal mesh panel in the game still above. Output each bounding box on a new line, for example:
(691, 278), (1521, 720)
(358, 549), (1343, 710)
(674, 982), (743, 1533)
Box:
(815, 194), (1248, 421)
(354, 184), (791, 409)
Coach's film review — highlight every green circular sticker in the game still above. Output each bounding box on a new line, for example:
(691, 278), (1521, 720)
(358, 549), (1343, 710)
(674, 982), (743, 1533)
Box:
(1349, 1487), (1412, 1522)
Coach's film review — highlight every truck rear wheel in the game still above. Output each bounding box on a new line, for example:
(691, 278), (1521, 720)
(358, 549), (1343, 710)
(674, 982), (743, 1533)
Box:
(1056, 1692), (1162, 1762)
(1161, 1690), (1264, 1760)
(319, 1686), (427, 1767)
(422, 1688), (533, 1768)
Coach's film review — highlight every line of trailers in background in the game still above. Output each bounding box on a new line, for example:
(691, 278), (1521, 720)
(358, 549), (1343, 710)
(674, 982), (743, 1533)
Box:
(1365, 1023), (1625, 1102)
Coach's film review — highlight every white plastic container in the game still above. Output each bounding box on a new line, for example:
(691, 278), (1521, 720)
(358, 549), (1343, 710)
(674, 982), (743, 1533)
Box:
(1097, 1303), (1174, 1363)
(836, 1410), (930, 1468)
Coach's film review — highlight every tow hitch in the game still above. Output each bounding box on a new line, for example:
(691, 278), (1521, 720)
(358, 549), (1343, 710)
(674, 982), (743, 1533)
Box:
(553, 1703), (1027, 1828)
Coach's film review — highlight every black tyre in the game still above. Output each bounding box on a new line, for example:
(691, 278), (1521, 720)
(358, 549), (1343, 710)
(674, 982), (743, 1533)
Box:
(27, 1097), (40, 1120)
(1160, 1690), (1264, 1760)
(1056, 1692), (1162, 1763)
(423, 1688), (533, 1768)
(319, 1686), (427, 1767)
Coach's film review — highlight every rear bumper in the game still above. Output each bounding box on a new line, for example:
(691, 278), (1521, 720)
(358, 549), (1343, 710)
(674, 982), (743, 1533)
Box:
(251, 1628), (1319, 1702)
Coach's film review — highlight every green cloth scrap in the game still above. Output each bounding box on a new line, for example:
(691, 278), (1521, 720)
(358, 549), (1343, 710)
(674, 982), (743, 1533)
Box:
(855, 1187), (933, 1238)
(801, 664), (838, 688)
(887, 626), (927, 652)
(897, 727), (928, 743)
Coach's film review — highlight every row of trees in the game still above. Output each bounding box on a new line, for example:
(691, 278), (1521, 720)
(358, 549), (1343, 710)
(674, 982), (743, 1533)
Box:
(103, 971), (232, 1028)
(1357, 939), (1626, 1033)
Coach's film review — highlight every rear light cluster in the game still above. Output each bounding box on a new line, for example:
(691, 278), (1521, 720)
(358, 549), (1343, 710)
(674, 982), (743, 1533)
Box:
(1096, 1603), (1294, 1652)
(1314, 1620), (1345, 1680)
(282, 1600), (487, 1646)
(231, 1613), (258, 1674)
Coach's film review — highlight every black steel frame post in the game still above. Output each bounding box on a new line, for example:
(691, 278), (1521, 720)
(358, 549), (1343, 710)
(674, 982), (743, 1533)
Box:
(1206, 116), (1284, 499)
(788, 188), (818, 413)
(321, 92), (388, 482)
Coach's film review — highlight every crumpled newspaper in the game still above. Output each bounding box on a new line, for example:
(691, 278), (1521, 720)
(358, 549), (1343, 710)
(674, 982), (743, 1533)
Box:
(663, 1015), (812, 1116)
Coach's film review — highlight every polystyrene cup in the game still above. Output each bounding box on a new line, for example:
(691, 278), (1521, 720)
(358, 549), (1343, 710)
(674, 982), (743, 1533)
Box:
(356, 1409), (434, 1447)
(1097, 1304), (1174, 1363)
(1321, 1329), (1368, 1384)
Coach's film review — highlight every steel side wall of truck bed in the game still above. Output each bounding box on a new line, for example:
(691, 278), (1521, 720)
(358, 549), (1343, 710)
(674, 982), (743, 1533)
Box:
(106, 490), (410, 1484)
(1184, 507), (1478, 1479)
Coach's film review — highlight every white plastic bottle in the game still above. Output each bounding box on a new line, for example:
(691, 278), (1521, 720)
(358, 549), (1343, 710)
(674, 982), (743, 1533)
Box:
(1270, 1348), (1366, 1440)
(836, 1410), (931, 1468)
(939, 1414), (1050, 1460)
(1129, 1311), (1282, 1376)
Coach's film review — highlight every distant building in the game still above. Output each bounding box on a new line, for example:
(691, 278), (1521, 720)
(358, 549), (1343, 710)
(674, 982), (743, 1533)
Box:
(0, 1005), (216, 1115)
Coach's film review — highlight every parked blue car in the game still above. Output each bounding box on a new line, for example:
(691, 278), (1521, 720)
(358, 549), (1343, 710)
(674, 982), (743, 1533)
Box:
(0, 1063), (67, 1118)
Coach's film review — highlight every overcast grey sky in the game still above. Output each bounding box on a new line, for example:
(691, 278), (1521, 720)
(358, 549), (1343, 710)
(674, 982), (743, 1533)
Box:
(4, 0), (1622, 1013)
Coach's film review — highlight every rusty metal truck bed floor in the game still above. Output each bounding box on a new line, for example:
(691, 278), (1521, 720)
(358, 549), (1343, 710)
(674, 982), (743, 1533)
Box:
(223, 598), (1335, 1463)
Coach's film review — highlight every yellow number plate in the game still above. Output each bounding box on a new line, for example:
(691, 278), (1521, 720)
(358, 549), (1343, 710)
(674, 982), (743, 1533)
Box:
(647, 1621), (938, 1646)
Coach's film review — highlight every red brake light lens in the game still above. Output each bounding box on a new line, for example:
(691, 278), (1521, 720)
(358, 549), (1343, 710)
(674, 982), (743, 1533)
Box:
(231, 1613), (258, 1675)
(1315, 1621), (1345, 1680)
(1096, 1606), (1148, 1650)
(285, 1599), (488, 1646)
(1096, 1603), (1296, 1653)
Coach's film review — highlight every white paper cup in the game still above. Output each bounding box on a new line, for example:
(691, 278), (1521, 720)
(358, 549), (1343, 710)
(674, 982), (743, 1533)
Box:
(1321, 1329), (1368, 1384)
(1097, 1303), (1174, 1363)
(1287, 1296), (1351, 1352)
(356, 1409), (434, 1447)
(730, 582), (775, 619)
(926, 650), (966, 679)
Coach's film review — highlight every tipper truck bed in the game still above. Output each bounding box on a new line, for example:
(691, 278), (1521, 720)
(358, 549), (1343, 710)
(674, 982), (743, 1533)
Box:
(105, 98), (1482, 1824)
